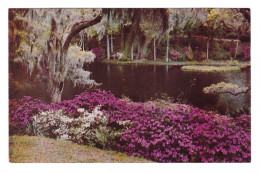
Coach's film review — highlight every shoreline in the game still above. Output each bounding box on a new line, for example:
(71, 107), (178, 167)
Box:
(100, 59), (251, 67)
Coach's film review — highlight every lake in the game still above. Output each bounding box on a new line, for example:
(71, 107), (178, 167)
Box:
(10, 62), (251, 116)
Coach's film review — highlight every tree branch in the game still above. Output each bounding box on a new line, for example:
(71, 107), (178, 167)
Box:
(62, 13), (102, 51)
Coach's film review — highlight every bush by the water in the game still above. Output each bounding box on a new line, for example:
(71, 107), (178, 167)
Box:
(203, 82), (249, 95)
(9, 89), (251, 162)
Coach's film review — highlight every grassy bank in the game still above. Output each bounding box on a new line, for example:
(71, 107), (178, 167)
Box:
(181, 65), (241, 72)
(9, 136), (151, 163)
(101, 59), (250, 67)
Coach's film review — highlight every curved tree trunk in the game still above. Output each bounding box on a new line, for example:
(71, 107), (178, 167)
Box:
(46, 14), (102, 102)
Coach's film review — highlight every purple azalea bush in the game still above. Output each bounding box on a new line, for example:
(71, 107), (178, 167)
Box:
(91, 48), (105, 62)
(9, 96), (51, 135)
(9, 89), (251, 162)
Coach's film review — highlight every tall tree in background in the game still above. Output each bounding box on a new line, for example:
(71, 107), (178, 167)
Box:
(221, 9), (244, 59)
(203, 9), (224, 59)
(203, 8), (249, 59)
(10, 9), (102, 102)
(165, 8), (206, 61)
(104, 9), (168, 60)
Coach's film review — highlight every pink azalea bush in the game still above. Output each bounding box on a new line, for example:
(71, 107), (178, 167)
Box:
(9, 89), (251, 162)
(169, 50), (180, 60)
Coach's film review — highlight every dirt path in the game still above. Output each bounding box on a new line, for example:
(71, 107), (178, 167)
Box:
(9, 136), (151, 163)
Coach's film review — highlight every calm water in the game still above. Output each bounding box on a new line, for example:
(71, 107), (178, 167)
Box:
(10, 63), (251, 115)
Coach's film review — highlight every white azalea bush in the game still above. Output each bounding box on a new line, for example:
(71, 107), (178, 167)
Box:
(27, 106), (123, 149)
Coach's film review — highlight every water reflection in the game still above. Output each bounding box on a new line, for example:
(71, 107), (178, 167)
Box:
(10, 62), (251, 115)
(87, 63), (250, 115)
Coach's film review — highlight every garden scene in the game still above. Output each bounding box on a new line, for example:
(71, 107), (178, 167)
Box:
(9, 8), (251, 163)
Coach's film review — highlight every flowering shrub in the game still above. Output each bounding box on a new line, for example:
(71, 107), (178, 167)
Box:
(111, 101), (250, 162)
(91, 48), (105, 62)
(9, 96), (51, 135)
(169, 50), (180, 60)
(241, 43), (250, 60)
(27, 107), (121, 149)
(10, 89), (251, 162)
(55, 89), (118, 117)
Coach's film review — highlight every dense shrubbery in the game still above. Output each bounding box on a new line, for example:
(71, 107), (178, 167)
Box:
(9, 97), (51, 135)
(91, 48), (105, 62)
(9, 89), (251, 162)
(183, 46), (193, 60)
(241, 43), (250, 60)
(27, 107), (126, 149)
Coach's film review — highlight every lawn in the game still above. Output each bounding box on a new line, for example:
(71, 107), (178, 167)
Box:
(9, 135), (151, 163)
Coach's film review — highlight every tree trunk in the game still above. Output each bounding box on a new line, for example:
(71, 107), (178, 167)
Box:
(206, 38), (209, 59)
(111, 34), (113, 53)
(131, 43), (134, 60)
(46, 14), (102, 102)
(48, 80), (62, 102)
(46, 42), (65, 103)
(62, 14), (102, 51)
(235, 39), (239, 59)
(125, 11), (141, 55)
(154, 37), (156, 61)
(107, 34), (110, 60)
(166, 35), (169, 62)
(138, 39), (150, 59)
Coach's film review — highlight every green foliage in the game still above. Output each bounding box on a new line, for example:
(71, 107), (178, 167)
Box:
(26, 118), (49, 136)
(213, 42), (230, 60)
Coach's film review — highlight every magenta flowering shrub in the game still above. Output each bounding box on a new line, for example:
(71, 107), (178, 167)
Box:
(55, 89), (118, 117)
(9, 96), (52, 135)
(9, 90), (251, 162)
(111, 101), (250, 162)
(169, 50), (180, 60)
(91, 48), (105, 61)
